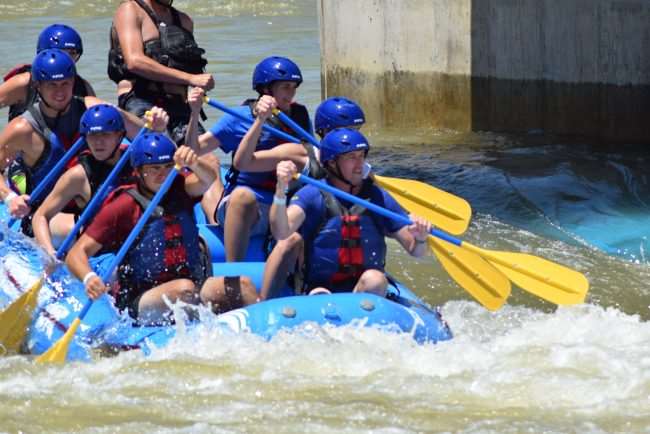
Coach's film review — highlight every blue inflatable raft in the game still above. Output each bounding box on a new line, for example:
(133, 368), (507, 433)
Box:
(1, 203), (452, 362)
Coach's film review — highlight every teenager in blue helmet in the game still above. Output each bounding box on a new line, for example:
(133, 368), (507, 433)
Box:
(0, 48), (162, 236)
(32, 104), (169, 256)
(238, 96), (367, 299)
(66, 133), (257, 324)
(196, 56), (313, 261)
(270, 129), (431, 296)
(0, 23), (94, 122)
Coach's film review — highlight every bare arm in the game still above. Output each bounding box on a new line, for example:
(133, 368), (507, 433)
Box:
(236, 142), (308, 172)
(175, 146), (216, 197)
(270, 160), (305, 240)
(233, 96), (308, 172)
(32, 167), (89, 256)
(184, 87), (204, 150)
(0, 72), (30, 109)
(65, 233), (107, 300)
(196, 130), (223, 155)
(0, 118), (41, 217)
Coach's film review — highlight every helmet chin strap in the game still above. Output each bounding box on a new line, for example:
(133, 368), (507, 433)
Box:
(327, 160), (356, 194)
(154, 0), (173, 6)
(104, 132), (125, 162)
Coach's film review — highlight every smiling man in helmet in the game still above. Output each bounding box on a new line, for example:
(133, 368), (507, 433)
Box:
(0, 48), (159, 236)
(271, 129), (431, 296)
(0, 23), (94, 122)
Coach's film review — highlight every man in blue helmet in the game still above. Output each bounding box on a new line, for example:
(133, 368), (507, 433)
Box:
(66, 133), (257, 324)
(32, 103), (170, 256)
(109, 0), (213, 145)
(0, 48), (159, 236)
(0, 23), (94, 122)
(196, 56), (312, 262)
(270, 129), (431, 296)
(234, 96), (367, 299)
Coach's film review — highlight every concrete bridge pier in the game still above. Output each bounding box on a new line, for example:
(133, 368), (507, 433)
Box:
(318, 0), (650, 143)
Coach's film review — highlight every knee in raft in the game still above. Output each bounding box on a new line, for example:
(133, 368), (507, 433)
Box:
(357, 270), (388, 294)
(229, 188), (258, 211)
(173, 279), (200, 302)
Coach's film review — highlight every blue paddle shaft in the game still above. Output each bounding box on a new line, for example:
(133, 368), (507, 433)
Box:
(7, 135), (86, 228)
(297, 174), (462, 247)
(204, 98), (301, 144)
(31, 136), (86, 203)
(56, 126), (149, 259)
(275, 111), (319, 147)
(77, 167), (180, 322)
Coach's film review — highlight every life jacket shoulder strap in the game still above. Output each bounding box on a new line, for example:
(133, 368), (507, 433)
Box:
(133, 0), (162, 27)
(25, 103), (57, 148)
(125, 187), (165, 218)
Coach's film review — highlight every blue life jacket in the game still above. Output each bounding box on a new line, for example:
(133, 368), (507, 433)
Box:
(303, 181), (388, 292)
(115, 185), (206, 307)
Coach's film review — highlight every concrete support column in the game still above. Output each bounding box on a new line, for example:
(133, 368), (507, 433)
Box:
(318, 0), (650, 143)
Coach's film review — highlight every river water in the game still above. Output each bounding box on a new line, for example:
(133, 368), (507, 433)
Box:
(1, 1), (649, 433)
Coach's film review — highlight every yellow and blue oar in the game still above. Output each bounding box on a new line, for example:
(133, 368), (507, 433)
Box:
(0, 125), (150, 355)
(271, 109), (472, 235)
(36, 164), (180, 364)
(202, 96), (471, 235)
(296, 173), (589, 309)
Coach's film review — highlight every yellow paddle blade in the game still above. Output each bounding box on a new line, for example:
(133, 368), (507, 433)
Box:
(375, 175), (471, 235)
(429, 238), (510, 311)
(35, 317), (82, 364)
(463, 244), (589, 305)
(0, 277), (44, 354)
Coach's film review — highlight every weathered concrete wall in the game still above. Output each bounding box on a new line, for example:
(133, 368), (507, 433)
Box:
(318, 0), (650, 142)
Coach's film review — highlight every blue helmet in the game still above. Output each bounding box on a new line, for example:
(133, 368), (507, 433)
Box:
(79, 104), (125, 135)
(315, 97), (365, 136)
(319, 128), (370, 164)
(252, 56), (303, 92)
(36, 24), (83, 56)
(130, 133), (177, 168)
(31, 49), (76, 82)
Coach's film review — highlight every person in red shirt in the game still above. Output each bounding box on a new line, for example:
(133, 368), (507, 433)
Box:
(66, 133), (257, 324)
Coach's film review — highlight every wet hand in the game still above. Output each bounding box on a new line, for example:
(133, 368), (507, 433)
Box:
(85, 274), (107, 300)
(254, 95), (277, 121)
(408, 214), (431, 243)
(146, 106), (170, 132)
(276, 160), (297, 191)
(190, 73), (215, 91)
(187, 87), (205, 113)
(7, 193), (31, 218)
(174, 145), (198, 170)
